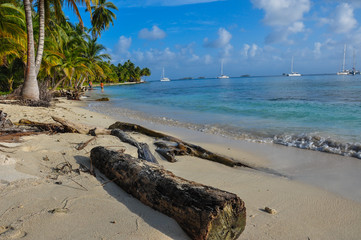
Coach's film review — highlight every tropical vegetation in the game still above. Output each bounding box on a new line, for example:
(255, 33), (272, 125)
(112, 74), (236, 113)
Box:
(0, 0), (150, 100)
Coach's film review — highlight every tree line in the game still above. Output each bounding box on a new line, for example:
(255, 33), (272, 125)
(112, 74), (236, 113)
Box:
(0, 0), (150, 99)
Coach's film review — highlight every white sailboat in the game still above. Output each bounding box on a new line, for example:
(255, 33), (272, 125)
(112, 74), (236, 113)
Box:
(286, 56), (301, 76)
(337, 44), (350, 75)
(160, 67), (170, 82)
(217, 60), (229, 79)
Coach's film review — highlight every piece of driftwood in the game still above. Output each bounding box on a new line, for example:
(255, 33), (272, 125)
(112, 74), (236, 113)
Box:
(52, 116), (110, 135)
(16, 119), (66, 132)
(0, 110), (13, 128)
(91, 146), (246, 240)
(110, 129), (158, 164)
(75, 136), (97, 150)
(0, 132), (42, 142)
(109, 122), (249, 168)
(155, 148), (176, 162)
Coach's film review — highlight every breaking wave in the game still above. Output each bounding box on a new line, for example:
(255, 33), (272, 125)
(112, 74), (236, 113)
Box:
(273, 134), (361, 159)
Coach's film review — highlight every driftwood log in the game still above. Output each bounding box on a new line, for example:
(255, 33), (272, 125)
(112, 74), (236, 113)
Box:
(91, 146), (246, 240)
(109, 122), (249, 168)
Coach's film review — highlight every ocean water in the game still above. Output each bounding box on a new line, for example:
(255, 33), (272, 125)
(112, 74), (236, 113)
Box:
(87, 75), (361, 159)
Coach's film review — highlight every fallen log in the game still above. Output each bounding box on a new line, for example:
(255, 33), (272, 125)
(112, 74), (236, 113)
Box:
(16, 119), (66, 132)
(109, 122), (249, 168)
(91, 146), (246, 240)
(110, 129), (158, 164)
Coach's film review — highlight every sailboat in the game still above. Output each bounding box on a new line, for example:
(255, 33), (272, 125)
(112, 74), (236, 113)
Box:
(217, 60), (229, 79)
(286, 56), (301, 76)
(160, 67), (170, 82)
(337, 44), (350, 75)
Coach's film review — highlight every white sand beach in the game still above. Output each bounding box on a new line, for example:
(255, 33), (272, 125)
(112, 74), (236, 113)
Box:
(1, 99), (361, 240)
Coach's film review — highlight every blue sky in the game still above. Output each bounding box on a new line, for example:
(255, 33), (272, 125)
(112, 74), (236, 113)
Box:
(65, 0), (361, 79)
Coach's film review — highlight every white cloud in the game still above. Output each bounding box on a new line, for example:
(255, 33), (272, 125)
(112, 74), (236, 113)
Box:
(314, 42), (322, 57)
(288, 22), (305, 33)
(138, 26), (166, 40)
(142, 47), (176, 62)
(329, 3), (357, 34)
(249, 44), (259, 57)
(252, 0), (310, 26)
(222, 43), (233, 58)
(243, 44), (250, 57)
(204, 28), (233, 58)
(242, 43), (261, 58)
(204, 28), (232, 48)
(189, 54), (200, 62)
(117, 36), (132, 54)
(204, 54), (212, 64)
(251, 0), (310, 43)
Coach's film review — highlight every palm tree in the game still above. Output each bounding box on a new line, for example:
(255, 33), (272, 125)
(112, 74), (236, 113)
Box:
(22, 0), (39, 99)
(0, 2), (26, 42)
(78, 37), (111, 87)
(140, 67), (151, 78)
(90, 0), (117, 38)
(21, 0), (92, 100)
(0, 1), (26, 66)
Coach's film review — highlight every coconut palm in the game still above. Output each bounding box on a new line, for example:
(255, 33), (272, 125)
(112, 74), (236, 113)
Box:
(90, 0), (117, 38)
(21, 0), (92, 100)
(0, 1), (26, 66)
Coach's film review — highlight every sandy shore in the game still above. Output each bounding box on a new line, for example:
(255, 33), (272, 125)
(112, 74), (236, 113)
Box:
(1, 99), (361, 240)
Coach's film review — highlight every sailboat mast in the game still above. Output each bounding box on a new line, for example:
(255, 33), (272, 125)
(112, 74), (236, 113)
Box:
(221, 60), (224, 75)
(342, 44), (346, 71)
(291, 56), (294, 73)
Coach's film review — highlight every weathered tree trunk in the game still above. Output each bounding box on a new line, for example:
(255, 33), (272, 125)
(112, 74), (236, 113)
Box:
(22, 0), (40, 100)
(91, 146), (246, 240)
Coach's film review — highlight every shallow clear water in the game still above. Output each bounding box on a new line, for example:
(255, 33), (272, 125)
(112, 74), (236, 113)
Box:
(87, 75), (361, 158)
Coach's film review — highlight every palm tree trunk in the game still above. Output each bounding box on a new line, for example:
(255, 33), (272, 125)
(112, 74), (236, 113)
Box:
(74, 74), (84, 90)
(35, 0), (45, 75)
(78, 75), (87, 89)
(22, 0), (40, 100)
(68, 68), (75, 88)
(51, 75), (67, 92)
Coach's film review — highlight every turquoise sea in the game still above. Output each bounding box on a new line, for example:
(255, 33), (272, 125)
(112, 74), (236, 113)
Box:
(87, 74), (361, 159)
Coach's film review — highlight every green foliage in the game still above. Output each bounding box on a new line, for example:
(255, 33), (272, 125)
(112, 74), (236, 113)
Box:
(0, 0), (151, 93)
(112, 60), (151, 83)
(90, 0), (118, 38)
